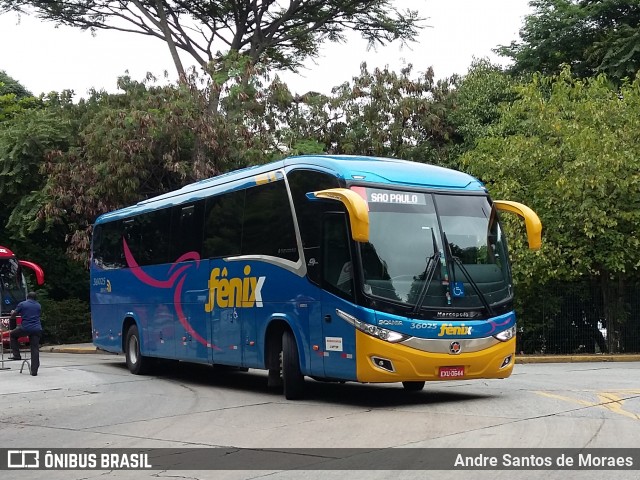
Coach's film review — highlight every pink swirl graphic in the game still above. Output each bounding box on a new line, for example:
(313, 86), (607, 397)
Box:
(123, 238), (220, 350)
(486, 315), (513, 335)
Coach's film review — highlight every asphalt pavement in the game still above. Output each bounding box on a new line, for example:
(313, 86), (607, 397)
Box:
(40, 343), (640, 363)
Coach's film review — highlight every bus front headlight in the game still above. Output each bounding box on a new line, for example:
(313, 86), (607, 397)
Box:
(494, 325), (516, 342)
(336, 309), (409, 344)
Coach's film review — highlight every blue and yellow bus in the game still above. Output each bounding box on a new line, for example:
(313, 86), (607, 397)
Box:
(90, 155), (541, 399)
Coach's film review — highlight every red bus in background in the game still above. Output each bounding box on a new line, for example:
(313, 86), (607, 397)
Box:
(0, 246), (45, 346)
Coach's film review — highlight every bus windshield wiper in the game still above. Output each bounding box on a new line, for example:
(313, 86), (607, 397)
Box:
(412, 252), (440, 314)
(443, 232), (495, 317)
(413, 227), (441, 314)
(412, 226), (441, 314)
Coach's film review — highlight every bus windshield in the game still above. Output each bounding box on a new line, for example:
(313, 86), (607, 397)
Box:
(356, 187), (512, 313)
(0, 258), (26, 314)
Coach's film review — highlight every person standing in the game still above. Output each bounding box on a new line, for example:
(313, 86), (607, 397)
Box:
(9, 291), (43, 376)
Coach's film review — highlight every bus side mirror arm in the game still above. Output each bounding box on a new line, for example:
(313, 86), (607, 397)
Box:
(307, 188), (370, 243)
(493, 200), (542, 250)
(18, 260), (45, 285)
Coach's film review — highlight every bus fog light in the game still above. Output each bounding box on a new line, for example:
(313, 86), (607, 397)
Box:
(500, 355), (512, 369)
(371, 356), (395, 372)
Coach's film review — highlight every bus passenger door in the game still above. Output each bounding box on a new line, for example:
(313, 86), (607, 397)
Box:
(208, 262), (243, 366)
(151, 303), (176, 359)
(171, 202), (210, 364)
(320, 213), (358, 381)
(211, 305), (257, 368)
(177, 284), (210, 363)
(241, 308), (259, 368)
(211, 306), (243, 365)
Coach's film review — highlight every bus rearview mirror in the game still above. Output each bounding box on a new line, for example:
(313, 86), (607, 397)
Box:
(493, 200), (542, 250)
(307, 188), (370, 243)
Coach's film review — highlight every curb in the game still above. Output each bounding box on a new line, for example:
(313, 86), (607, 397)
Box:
(44, 346), (99, 354)
(516, 354), (640, 364)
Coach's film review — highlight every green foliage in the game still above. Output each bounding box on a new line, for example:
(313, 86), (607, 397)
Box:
(498, 0), (640, 83)
(0, 82), (89, 303)
(39, 297), (91, 344)
(0, 102), (73, 240)
(448, 59), (518, 150)
(0, 70), (32, 98)
(0, 92), (36, 122)
(465, 68), (640, 281)
(0, 72), (41, 122)
(38, 74), (278, 260)
(1, 2), (638, 357)
(335, 63), (454, 163)
(272, 63), (458, 165)
(261, 79), (333, 159)
(462, 68), (640, 351)
(0, 108), (71, 195)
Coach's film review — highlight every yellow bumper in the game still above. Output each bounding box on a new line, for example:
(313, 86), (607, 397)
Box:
(355, 330), (515, 383)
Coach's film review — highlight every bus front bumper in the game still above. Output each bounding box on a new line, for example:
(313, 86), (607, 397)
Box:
(355, 330), (516, 383)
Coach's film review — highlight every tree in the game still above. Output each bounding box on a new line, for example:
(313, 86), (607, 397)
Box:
(0, 82), (88, 304)
(2, 1), (422, 108)
(2, 1), (424, 171)
(0, 70), (40, 122)
(37, 72), (284, 260)
(269, 63), (457, 165)
(498, 0), (640, 82)
(0, 88), (69, 236)
(462, 68), (640, 352)
(0, 70), (33, 98)
(447, 59), (518, 153)
(329, 63), (456, 164)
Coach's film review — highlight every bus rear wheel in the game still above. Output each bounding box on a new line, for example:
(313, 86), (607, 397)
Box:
(402, 381), (425, 392)
(282, 330), (305, 400)
(125, 324), (152, 375)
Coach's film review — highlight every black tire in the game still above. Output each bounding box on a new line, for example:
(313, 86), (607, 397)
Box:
(282, 330), (305, 400)
(125, 324), (152, 375)
(402, 381), (425, 392)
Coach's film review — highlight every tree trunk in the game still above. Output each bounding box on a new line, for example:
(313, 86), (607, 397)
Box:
(155, 0), (186, 80)
(208, 83), (222, 116)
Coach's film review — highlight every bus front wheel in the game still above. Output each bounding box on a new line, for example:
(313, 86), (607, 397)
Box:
(125, 324), (152, 375)
(282, 330), (305, 400)
(402, 381), (425, 392)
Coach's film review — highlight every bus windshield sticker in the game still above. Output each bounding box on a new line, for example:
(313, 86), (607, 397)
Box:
(452, 281), (465, 297)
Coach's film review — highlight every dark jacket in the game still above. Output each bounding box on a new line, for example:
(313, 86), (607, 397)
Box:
(12, 299), (42, 332)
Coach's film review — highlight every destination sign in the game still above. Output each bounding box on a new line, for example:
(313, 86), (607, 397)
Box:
(367, 190), (426, 205)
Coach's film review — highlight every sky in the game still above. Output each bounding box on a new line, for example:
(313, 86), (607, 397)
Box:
(0, 0), (533, 99)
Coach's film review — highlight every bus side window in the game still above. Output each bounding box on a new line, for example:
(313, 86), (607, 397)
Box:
(93, 221), (126, 269)
(122, 218), (139, 264)
(203, 190), (244, 259)
(122, 209), (172, 266)
(322, 213), (354, 299)
(287, 169), (342, 284)
(360, 242), (389, 280)
(243, 181), (299, 262)
(170, 202), (204, 260)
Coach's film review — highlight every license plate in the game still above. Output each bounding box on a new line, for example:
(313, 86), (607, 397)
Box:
(439, 366), (465, 378)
